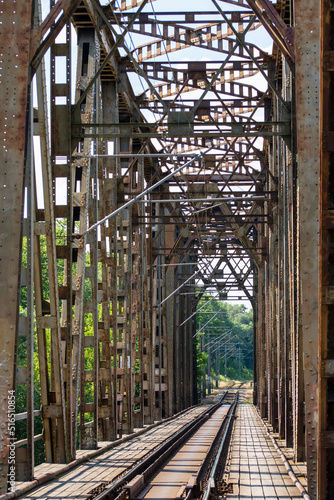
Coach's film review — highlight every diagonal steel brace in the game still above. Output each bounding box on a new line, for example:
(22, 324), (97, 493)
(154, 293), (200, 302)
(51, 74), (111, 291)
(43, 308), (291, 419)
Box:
(245, 0), (294, 64)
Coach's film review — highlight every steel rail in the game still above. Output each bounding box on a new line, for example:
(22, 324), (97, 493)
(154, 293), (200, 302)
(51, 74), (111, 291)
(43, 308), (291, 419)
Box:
(200, 392), (239, 500)
(183, 392), (239, 500)
(113, 392), (239, 500)
(92, 394), (229, 500)
(112, 391), (239, 500)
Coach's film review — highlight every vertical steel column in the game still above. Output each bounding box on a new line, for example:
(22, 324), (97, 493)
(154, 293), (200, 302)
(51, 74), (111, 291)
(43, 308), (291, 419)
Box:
(73, 28), (96, 451)
(98, 139), (115, 441)
(268, 137), (279, 433)
(50, 16), (73, 461)
(203, 330), (207, 399)
(319, 0), (334, 497)
(165, 225), (176, 417)
(150, 196), (165, 421)
(101, 80), (119, 439)
(173, 267), (182, 412)
(264, 243), (271, 422)
(16, 101), (34, 481)
(34, 49), (66, 465)
(94, 77), (116, 442)
(143, 224), (153, 425)
(208, 333), (211, 396)
(156, 211), (163, 421)
(294, 0), (320, 495)
(257, 239), (266, 417)
(277, 129), (285, 437)
(133, 156), (145, 429)
(118, 140), (134, 436)
(253, 269), (258, 406)
(0, 2), (32, 491)
(183, 269), (190, 407)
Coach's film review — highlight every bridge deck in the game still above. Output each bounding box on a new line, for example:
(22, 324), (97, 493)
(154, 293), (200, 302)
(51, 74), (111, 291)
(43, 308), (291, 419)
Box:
(10, 400), (309, 500)
(13, 406), (208, 500)
(226, 405), (307, 499)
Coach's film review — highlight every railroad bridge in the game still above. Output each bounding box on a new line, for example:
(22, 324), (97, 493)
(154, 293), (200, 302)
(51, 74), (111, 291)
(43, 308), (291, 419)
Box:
(0, 0), (331, 498)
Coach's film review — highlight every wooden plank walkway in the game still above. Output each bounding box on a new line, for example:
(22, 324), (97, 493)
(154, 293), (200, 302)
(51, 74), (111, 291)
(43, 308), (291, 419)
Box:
(226, 405), (305, 500)
(14, 406), (208, 500)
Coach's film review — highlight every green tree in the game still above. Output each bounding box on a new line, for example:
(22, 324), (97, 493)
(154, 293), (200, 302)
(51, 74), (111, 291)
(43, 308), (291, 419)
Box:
(196, 297), (253, 383)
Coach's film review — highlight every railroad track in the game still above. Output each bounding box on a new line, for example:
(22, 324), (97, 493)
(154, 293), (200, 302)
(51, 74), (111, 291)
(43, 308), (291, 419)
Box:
(227, 381), (248, 390)
(90, 391), (238, 500)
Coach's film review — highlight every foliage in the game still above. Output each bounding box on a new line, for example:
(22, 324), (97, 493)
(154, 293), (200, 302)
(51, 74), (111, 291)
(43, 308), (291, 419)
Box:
(195, 297), (253, 386)
(196, 350), (208, 381)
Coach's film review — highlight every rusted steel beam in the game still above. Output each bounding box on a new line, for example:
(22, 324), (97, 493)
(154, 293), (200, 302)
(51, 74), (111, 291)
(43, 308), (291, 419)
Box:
(294, 0), (320, 496)
(34, 56), (67, 465)
(15, 111), (34, 483)
(101, 80), (120, 438)
(74, 28), (97, 451)
(30, 0), (82, 73)
(50, 18), (72, 462)
(319, 0), (334, 497)
(73, 0), (149, 114)
(0, 0), (33, 493)
(245, 0), (295, 64)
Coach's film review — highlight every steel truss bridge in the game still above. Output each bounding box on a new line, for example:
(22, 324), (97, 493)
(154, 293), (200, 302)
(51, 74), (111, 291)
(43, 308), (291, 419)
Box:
(0, 0), (331, 498)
